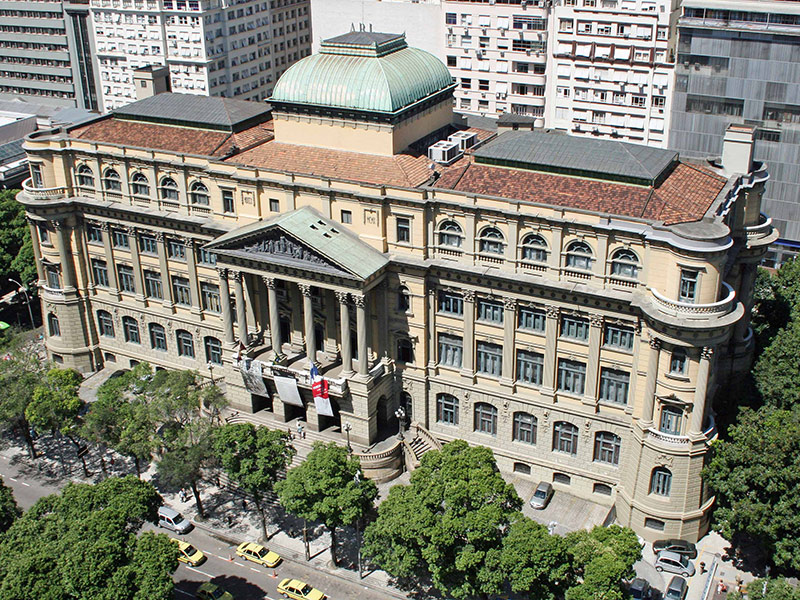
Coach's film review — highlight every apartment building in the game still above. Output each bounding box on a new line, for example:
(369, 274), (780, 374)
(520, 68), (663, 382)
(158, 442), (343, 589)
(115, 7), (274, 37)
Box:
(20, 32), (775, 542)
(668, 0), (800, 267)
(0, 0), (99, 110)
(91, 0), (311, 111)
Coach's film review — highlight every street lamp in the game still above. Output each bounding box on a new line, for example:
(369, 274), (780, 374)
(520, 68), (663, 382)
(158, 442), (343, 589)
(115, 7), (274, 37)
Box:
(394, 406), (406, 441)
(206, 361), (215, 384)
(343, 421), (352, 453)
(9, 278), (34, 330)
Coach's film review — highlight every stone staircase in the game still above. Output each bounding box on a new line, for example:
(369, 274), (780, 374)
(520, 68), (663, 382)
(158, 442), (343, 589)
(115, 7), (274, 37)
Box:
(408, 436), (433, 462)
(403, 422), (442, 471)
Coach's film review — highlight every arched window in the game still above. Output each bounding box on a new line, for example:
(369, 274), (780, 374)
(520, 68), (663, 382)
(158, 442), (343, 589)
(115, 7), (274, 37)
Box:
(565, 240), (593, 270)
(149, 323), (167, 351)
(159, 177), (179, 201)
(650, 467), (672, 496)
(436, 393), (459, 426)
(122, 316), (140, 344)
(396, 338), (413, 364)
(176, 329), (195, 358)
(593, 431), (621, 466)
(47, 313), (60, 337)
(478, 227), (505, 255)
(438, 220), (463, 248)
(97, 310), (114, 338)
(512, 412), (537, 445)
(552, 421), (578, 455)
(131, 172), (150, 196)
(611, 248), (639, 279)
(103, 168), (121, 192)
(76, 165), (94, 187)
(474, 402), (497, 435)
(521, 233), (548, 263)
(205, 336), (222, 365)
(190, 181), (209, 205)
(397, 285), (411, 312)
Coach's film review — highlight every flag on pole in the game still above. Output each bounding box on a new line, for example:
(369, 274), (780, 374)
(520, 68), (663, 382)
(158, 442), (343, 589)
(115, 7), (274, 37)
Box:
(310, 364), (334, 417)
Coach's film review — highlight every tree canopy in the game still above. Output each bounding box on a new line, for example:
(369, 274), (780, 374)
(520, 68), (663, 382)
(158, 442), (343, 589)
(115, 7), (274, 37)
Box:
(0, 189), (36, 288)
(729, 578), (800, 600)
(0, 477), (21, 533)
(0, 346), (49, 458)
(501, 516), (571, 600)
(753, 319), (800, 409)
(0, 476), (178, 600)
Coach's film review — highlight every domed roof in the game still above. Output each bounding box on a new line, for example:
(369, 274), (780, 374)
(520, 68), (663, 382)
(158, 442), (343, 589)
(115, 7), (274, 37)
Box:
(270, 32), (454, 114)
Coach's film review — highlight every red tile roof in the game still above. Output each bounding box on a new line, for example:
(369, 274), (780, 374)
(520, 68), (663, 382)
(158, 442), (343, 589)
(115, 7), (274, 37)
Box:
(435, 161), (727, 225)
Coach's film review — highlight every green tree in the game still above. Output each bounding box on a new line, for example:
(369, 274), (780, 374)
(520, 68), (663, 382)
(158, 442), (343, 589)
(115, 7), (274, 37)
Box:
(753, 319), (800, 409)
(0, 475), (178, 600)
(703, 405), (800, 572)
(277, 441), (376, 567)
(0, 346), (47, 458)
(0, 476), (21, 533)
(0, 189), (36, 287)
(564, 525), (642, 600)
(156, 419), (215, 518)
(213, 423), (295, 540)
(362, 440), (521, 600)
(729, 578), (800, 600)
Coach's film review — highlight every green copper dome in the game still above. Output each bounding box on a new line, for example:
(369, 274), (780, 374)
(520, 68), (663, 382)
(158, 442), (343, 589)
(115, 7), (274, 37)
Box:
(270, 32), (454, 115)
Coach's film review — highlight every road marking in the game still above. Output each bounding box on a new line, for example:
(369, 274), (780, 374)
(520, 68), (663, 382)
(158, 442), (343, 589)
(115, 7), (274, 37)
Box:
(186, 566), (215, 578)
(250, 567), (261, 573)
(175, 590), (194, 597)
(8, 477), (17, 482)
(20, 481), (30, 487)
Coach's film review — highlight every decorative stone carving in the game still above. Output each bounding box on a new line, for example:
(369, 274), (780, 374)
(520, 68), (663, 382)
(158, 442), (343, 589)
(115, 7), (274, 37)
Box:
(154, 231), (165, 242)
(582, 418), (592, 440)
(100, 221), (110, 232)
(502, 400), (510, 423)
(125, 225), (137, 236)
(216, 267), (229, 280)
(462, 391), (470, 413)
(655, 453), (674, 468)
(503, 297), (517, 310)
(263, 276), (276, 289)
(334, 290), (349, 304)
(649, 337), (661, 350)
(229, 270), (242, 281)
(298, 283), (312, 297)
(352, 294), (366, 308)
(542, 409), (550, 431)
(545, 305), (560, 319)
(462, 289), (476, 302)
(701, 346), (714, 361)
(241, 190), (255, 205)
(589, 314), (604, 327)
(242, 234), (328, 266)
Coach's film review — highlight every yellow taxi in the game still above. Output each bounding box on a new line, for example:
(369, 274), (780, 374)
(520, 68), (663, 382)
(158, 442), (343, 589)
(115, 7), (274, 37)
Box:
(171, 538), (206, 567)
(235, 541), (281, 568)
(277, 578), (325, 600)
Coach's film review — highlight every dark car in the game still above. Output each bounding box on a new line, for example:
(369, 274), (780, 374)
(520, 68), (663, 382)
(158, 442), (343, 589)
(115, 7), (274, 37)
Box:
(629, 578), (651, 599)
(653, 539), (698, 559)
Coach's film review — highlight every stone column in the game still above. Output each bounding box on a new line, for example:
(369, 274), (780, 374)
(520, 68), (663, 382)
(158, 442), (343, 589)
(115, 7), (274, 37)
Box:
(217, 268), (235, 347)
(461, 290), (475, 378)
(336, 291), (353, 375)
(54, 220), (77, 291)
(354, 293), (369, 376)
(583, 314), (603, 407)
(155, 232), (174, 308)
(542, 305), (559, 397)
(27, 218), (46, 285)
(735, 263), (758, 342)
(299, 283), (316, 366)
(100, 222), (119, 295)
(377, 281), (389, 361)
(427, 285), (437, 368)
(264, 276), (284, 361)
(125, 226), (146, 302)
(641, 338), (661, 425)
(184, 237), (201, 315)
(232, 270), (248, 345)
(501, 297), (517, 385)
(323, 290), (338, 360)
(690, 347), (713, 434)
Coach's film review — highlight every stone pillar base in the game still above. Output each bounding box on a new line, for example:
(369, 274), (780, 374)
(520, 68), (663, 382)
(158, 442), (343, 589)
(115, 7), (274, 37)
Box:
(305, 401), (322, 433)
(273, 397), (289, 423)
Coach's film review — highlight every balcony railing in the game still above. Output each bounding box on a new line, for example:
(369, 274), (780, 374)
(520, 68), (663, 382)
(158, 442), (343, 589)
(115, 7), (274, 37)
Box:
(649, 282), (736, 318)
(743, 213), (773, 240)
(646, 428), (690, 445)
(21, 178), (66, 201)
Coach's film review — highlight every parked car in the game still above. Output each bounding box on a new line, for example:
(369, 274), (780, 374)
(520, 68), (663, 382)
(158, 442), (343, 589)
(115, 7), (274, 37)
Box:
(158, 506), (193, 534)
(655, 550), (696, 577)
(629, 577), (651, 599)
(529, 481), (554, 510)
(196, 582), (234, 600)
(665, 576), (689, 600)
(277, 578), (325, 600)
(171, 538), (205, 566)
(653, 539), (698, 559)
(236, 541), (281, 568)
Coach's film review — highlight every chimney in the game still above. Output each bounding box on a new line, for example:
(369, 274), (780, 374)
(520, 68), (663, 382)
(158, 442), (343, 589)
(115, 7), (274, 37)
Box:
(132, 65), (171, 100)
(721, 124), (755, 177)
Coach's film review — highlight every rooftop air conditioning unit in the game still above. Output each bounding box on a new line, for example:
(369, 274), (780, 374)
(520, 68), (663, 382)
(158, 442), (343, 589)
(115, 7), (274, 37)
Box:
(428, 140), (463, 165)
(448, 131), (479, 150)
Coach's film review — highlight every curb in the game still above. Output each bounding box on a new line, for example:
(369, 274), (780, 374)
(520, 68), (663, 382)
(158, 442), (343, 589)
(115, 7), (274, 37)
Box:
(190, 520), (408, 600)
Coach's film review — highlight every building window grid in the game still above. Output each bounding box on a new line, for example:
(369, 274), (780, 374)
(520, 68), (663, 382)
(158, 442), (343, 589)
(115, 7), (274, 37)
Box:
(438, 221), (463, 248)
(205, 336), (222, 365)
(77, 165), (94, 187)
(122, 316), (140, 344)
(565, 240), (593, 271)
(438, 334), (463, 368)
(679, 270), (698, 303)
(604, 324), (634, 351)
(86, 224), (103, 244)
(558, 359), (586, 395)
(478, 227), (505, 255)
(513, 412), (537, 444)
(176, 329), (195, 358)
(477, 299), (503, 324)
(168, 240), (186, 260)
(190, 182), (209, 205)
(149, 323), (167, 351)
(650, 467), (672, 496)
(599, 368), (630, 404)
(476, 342), (503, 377)
(473, 402), (498, 436)
(521, 234), (548, 263)
(143, 270), (163, 300)
(97, 311), (114, 337)
(117, 264), (135, 293)
(172, 276), (191, 306)
(160, 177), (179, 201)
(92, 259), (109, 287)
(553, 421), (579, 455)
(223, 190), (236, 213)
(112, 229), (129, 248)
(436, 393), (459, 426)
(659, 405), (683, 436)
(594, 431), (621, 465)
(610, 249), (639, 279)
(518, 307), (545, 332)
(670, 349), (688, 375)
(201, 282), (221, 312)
(396, 217), (410, 243)
(516, 350), (543, 385)
(139, 234), (158, 255)
(438, 291), (464, 316)
(561, 315), (589, 341)
(131, 173), (149, 196)
(47, 313), (60, 337)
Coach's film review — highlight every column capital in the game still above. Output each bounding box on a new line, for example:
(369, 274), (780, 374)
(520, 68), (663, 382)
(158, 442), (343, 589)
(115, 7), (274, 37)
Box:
(99, 221), (111, 232)
(589, 314), (604, 328)
(154, 231), (165, 242)
(701, 346), (714, 361)
(649, 337), (662, 350)
(545, 304), (560, 319)
(463, 289), (476, 302)
(335, 290), (350, 304)
(352, 293), (366, 308)
(216, 267), (229, 280)
(53, 219), (68, 231)
(503, 296), (517, 310)
(262, 275), (276, 289)
(125, 225), (137, 236)
(229, 270), (242, 281)
(181, 236), (194, 248)
(298, 283), (312, 297)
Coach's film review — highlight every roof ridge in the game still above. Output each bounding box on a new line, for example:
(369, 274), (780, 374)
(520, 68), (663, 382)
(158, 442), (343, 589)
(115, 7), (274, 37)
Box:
(618, 140), (652, 179)
(680, 160), (727, 182)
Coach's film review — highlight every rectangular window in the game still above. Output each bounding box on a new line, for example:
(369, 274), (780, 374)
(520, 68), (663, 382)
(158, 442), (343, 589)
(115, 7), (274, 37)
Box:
(92, 259), (109, 287)
(143, 270), (163, 299)
(139, 234), (158, 255)
(477, 300), (503, 324)
(558, 359), (586, 395)
(112, 229), (130, 249)
(518, 307), (545, 332)
(438, 291), (464, 316)
(437, 395), (459, 425)
(561, 315), (589, 341)
(445, 12), (456, 25)
(670, 350), (687, 375)
(516, 350), (543, 385)
(150, 325), (167, 351)
(222, 190), (235, 214)
(660, 406), (683, 435)
(476, 342), (502, 377)
(172, 276), (192, 306)
(679, 270), (698, 303)
(269, 198), (280, 212)
(604, 324), (634, 351)
(513, 413), (536, 444)
(30, 163), (44, 188)
(396, 217), (410, 243)
(86, 224), (103, 244)
(201, 282), (221, 312)
(599, 368), (630, 404)
(168, 240), (186, 260)
(117, 264), (135, 293)
(197, 248), (217, 266)
(46, 266), (60, 289)
(38, 223), (50, 245)
(438, 334), (463, 368)
(341, 210), (352, 224)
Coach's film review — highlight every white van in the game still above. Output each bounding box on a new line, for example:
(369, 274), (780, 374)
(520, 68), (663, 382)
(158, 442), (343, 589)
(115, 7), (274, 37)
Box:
(158, 506), (193, 534)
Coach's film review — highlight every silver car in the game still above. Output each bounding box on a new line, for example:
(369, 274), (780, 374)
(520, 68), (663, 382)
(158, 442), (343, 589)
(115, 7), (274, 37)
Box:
(529, 481), (554, 509)
(655, 550), (696, 577)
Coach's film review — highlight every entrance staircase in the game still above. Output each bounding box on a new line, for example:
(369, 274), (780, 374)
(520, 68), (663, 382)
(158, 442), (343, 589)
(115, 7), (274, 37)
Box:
(403, 422), (442, 471)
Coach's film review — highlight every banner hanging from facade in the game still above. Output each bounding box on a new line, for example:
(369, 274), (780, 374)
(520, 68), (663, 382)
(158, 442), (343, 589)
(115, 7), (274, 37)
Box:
(239, 358), (268, 396)
(310, 364), (334, 417)
(274, 375), (304, 407)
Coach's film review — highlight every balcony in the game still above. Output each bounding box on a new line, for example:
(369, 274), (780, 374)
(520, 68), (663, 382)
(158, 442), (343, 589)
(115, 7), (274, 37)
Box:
(21, 178), (66, 201)
(646, 428), (690, 446)
(649, 282), (736, 318)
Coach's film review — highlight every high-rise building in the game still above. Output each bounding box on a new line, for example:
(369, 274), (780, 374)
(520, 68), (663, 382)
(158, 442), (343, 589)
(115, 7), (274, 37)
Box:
(90, 0), (312, 112)
(0, 0), (100, 110)
(669, 0), (800, 266)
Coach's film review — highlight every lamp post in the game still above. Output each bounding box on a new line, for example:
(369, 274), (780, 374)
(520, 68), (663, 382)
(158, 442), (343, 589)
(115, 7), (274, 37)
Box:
(343, 421), (352, 454)
(394, 406), (406, 441)
(207, 361), (215, 384)
(9, 278), (34, 330)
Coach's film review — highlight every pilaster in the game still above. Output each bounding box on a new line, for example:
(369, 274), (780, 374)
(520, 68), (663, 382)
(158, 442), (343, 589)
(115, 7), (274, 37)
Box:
(501, 297), (516, 386)
(541, 304), (559, 400)
(461, 289), (475, 379)
(583, 314), (603, 408)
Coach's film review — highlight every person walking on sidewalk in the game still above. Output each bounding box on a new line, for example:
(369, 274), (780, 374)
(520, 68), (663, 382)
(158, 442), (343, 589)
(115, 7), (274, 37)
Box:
(297, 422), (304, 440)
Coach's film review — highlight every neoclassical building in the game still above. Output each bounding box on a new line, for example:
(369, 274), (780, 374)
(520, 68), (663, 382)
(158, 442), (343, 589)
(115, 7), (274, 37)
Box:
(19, 31), (775, 542)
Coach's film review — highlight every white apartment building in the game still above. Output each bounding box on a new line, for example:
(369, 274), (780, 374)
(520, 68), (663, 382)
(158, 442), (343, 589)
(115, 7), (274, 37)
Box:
(546, 0), (675, 146)
(91, 0), (311, 111)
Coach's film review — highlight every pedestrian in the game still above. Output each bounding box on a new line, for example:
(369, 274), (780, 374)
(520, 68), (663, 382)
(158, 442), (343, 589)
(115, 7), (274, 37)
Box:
(302, 427), (306, 439)
(296, 421), (303, 438)
(700, 561), (706, 574)
(287, 427), (294, 440)
(179, 489), (187, 503)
